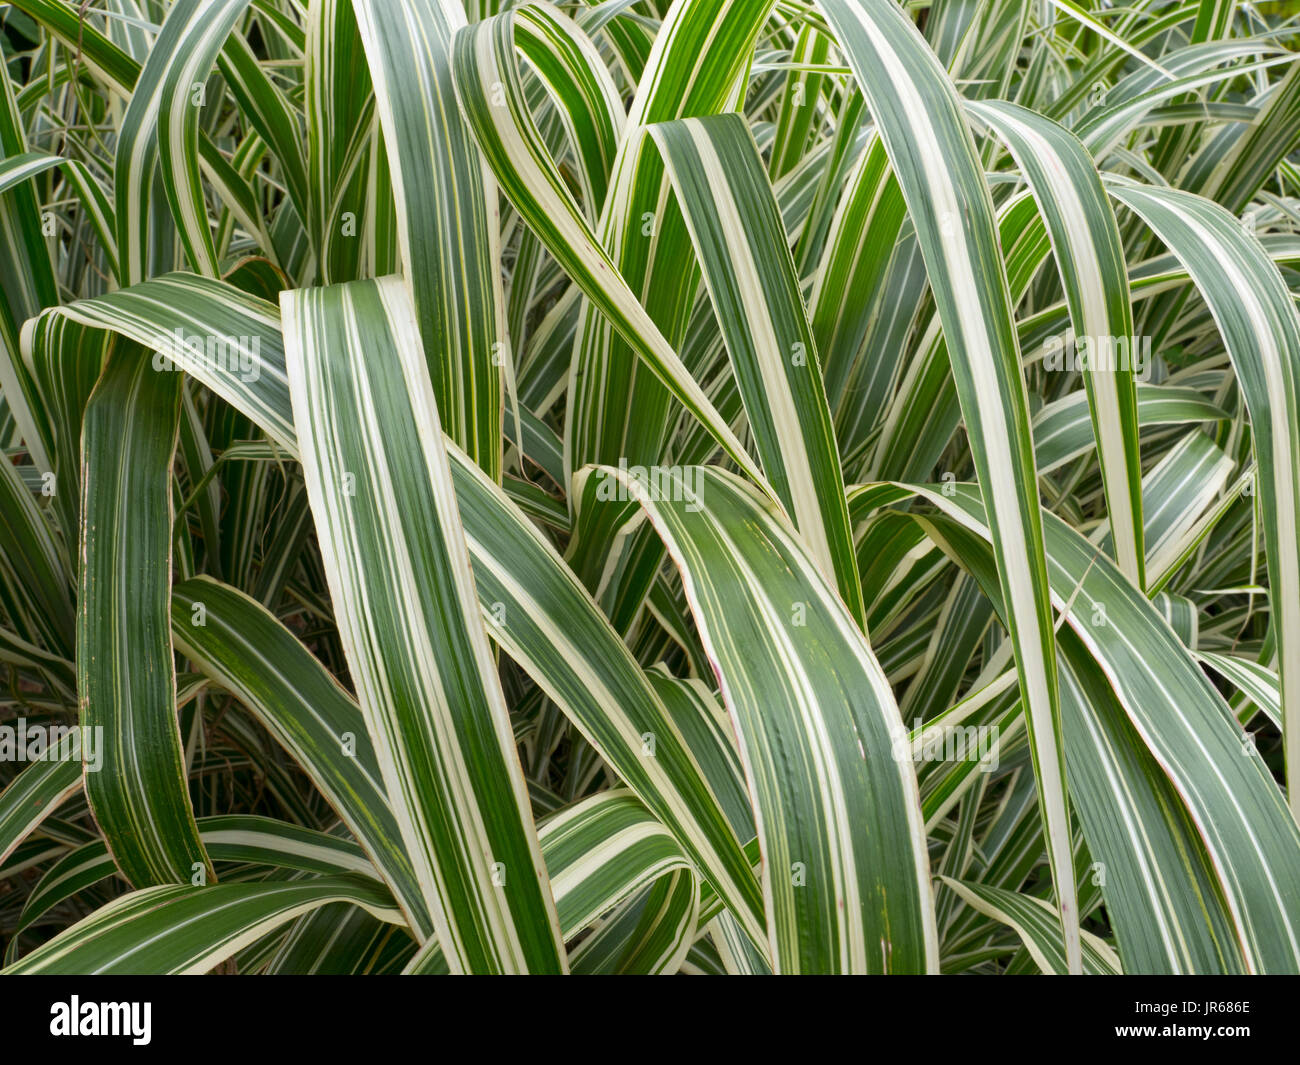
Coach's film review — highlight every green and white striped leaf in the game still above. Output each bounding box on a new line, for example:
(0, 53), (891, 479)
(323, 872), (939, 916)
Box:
(817, 0), (1079, 972)
(1109, 179), (1300, 816)
(971, 99), (1144, 588)
(114, 0), (254, 282)
(449, 5), (766, 486)
(646, 113), (864, 623)
(598, 463), (936, 972)
(281, 276), (564, 973)
(940, 876), (1121, 975)
(352, 0), (505, 477)
(1033, 383), (1229, 474)
(0, 758), (81, 869)
(4, 876), (403, 975)
(170, 576), (432, 940)
(79, 350), (211, 887)
(9, 814), (384, 957)
(912, 480), (1300, 973)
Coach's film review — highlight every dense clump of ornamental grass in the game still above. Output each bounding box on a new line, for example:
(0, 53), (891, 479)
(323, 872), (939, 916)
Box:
(0, 0), (1299, 975)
